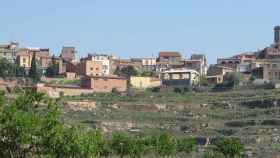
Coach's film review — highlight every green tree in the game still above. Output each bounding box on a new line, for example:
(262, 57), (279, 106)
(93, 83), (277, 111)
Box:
(203, 149), (225, 158)
(120, 66), (139, 78)
(111, 133), (131, 158)
(224, 72), (242, 88)
(16, 66), (26, 77)
(200, 75), (209, 86)
(149, 133), (176, 157)
(46, 56), (59, 77)
(29, 52), (40, 82)
(127, 137), (148, 158)
(114, 66), (121, 76)
(0, 58), (26, 78)
(176, 137), (196, 154)
(141, 71), (156, 77)
(214, 138), (244, 158)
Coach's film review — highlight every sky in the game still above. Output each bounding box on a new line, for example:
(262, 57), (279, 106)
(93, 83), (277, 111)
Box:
(0, 0), (279, 64)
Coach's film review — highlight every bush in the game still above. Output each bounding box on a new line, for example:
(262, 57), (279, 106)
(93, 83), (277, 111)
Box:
(214, 137), (244, 158)
(174, 87), (192, 94)
(151, 87), (160, 93)
(176, 137), (196, 153)
(149, 133), (176, 156)
(203, 149), (225, 158)
(111, 88), (120, 95)
(174, 87), (183, 93)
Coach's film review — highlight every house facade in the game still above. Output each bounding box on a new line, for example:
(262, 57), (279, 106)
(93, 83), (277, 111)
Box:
(16, 48), (50, 74)
(87, 54), (112, 75)
(61, 46), (76, 62)
(77, 58), (103, 76)
(160, 68), (200, 87)
(207, 65), (234, 84)
(81, 76), (127, 92)
(158, 51), (182, 63)
(0, 42), (19, 63)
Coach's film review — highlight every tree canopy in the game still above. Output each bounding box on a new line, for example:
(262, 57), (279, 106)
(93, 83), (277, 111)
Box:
(114, 66), (139, 78)
(29, 52), (41, 82)
(46, 56), (59, 77)
(0, 91), (243, 158)
(0, 58), (26, 78)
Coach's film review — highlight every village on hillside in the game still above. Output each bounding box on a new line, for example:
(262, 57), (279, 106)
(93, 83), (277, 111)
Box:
(1, 27), (280, 96)
(2, 26), (280, 158)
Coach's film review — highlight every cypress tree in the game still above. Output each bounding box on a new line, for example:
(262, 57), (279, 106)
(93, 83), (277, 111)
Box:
(29, 52), (40, 82)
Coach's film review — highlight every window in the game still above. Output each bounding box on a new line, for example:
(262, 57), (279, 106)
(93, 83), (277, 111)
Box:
(96, 68), (99, 71)
(23, 58), (26, 63)
(273, 64), (278, 68)
(90, 67), (93, 70)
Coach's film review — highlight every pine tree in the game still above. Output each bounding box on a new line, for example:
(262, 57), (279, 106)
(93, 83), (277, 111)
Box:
(29, 52), (40, 82)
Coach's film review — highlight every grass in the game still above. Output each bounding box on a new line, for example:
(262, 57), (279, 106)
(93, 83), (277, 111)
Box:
(46, 78), (80, 85)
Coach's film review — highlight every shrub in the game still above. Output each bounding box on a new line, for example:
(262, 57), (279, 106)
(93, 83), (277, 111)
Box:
(214, 137), (244, 158)
(176, 137), (196, 153)
(111, 88), (120, 95)
(203, 149), (225, 158)
(151, 87), (160, 93)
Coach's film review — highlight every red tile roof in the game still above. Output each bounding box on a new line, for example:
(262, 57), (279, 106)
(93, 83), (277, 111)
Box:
(159, 52), (181, 57)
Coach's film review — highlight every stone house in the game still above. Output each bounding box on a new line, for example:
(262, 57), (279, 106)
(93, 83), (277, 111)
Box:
(16, 48), (50, 74)
(86, 54), (113, 75)
(0, 42), (18, 63)
(131, 58), (157, 73)
(77, 58), (103, 77)
(207, 65), (233, 84)
(61, 46), (76, 62)
(81, 76), (127, 92)
(263, 59), (280, 81)
(158, 51), (182, 63)
(160, 68), (200, 87)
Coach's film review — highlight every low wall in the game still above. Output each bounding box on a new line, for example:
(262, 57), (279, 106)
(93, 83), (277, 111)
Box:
(130, 76), (161, 89)
(37, 84), (93, 98)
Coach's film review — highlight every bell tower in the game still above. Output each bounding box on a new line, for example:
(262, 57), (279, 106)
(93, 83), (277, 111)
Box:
(274, 26), (280, 45)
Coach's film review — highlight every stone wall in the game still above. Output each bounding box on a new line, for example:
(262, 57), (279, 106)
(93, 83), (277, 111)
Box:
(37, 84), (93, 98)
(81, 76), (127, 92)
(130, 76), (161, 89)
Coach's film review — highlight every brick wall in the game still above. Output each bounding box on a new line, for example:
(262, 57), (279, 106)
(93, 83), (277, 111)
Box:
(81, 76), (127, 92)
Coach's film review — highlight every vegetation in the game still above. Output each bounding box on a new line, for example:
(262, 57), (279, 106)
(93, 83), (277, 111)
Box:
(214, 137), (244, 158)
(0, 90), (205, 158)
(47, 78), (80, 85)
(46, 55), (59, 77)
(0, 58), (25, 78)
(29, 52), (41, 82)
(200, 75), (209, 86)
(114, 65), (139, 78)
(174, 87), (192, 94)
(213, 72), (242, 91)
(141, 71), (157, 77)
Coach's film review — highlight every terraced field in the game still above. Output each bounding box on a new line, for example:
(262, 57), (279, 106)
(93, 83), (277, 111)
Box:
(61, 88), (280, 157)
